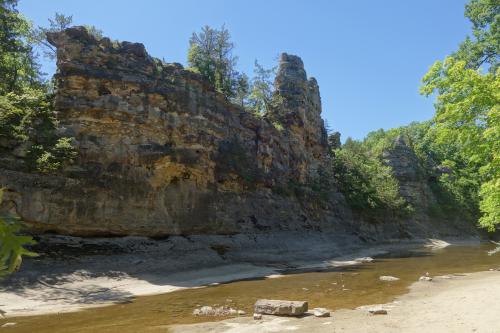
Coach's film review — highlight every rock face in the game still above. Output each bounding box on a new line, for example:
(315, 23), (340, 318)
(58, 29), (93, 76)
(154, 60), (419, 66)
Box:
(0, 27), (337, 236)
(0, 27), (479, 239)
(383, 136), (428, 204)
(381, 135), (477, 237)
(254, 299), (308, 316)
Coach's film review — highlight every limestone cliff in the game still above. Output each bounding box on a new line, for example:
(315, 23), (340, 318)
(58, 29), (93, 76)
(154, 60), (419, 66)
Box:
(0, 27), (477, 238)
(0, 27), (342, 236)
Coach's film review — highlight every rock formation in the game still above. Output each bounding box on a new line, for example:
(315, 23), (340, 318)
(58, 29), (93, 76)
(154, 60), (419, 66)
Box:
(0, 27), (477, 238)
(0, 27), (337, 236)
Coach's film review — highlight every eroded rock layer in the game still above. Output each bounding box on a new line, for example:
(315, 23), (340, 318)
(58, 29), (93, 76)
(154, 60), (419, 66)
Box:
(0, 27), (340, 236)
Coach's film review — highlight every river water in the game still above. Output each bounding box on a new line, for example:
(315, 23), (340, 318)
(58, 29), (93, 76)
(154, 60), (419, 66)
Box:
(2, 243), (499, 333)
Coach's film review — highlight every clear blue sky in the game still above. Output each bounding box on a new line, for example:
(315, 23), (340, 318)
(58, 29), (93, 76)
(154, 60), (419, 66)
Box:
(19, 0), (470, 140)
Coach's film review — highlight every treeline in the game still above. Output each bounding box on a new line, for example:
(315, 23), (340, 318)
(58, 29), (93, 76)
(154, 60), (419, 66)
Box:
(333, 0), (498, 230)
(0, 1), (104, 276)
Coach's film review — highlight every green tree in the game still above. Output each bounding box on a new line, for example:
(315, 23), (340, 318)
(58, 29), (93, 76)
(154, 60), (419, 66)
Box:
(233, 72), (249, 107)
(0, 189), (37, 278)
(0, 0), (42, 94)
(247, 60), (283, 115)
(187, 25), (238, 98)
(359, 122), (482, 221)
(331, 138), (407, 213)
(31, 12), (73, 59)
(454, 0), (499, 72)
(421, 0), (499, 230)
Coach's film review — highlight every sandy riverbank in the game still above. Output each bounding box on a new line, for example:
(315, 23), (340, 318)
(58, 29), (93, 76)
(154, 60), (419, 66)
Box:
(170, 270), (500, 333)
(0, 235), (463, 318)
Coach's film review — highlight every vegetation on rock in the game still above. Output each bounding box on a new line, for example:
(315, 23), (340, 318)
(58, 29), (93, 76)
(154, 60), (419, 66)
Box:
(0, 0), (74, 275)
(331, 137), (408, 213)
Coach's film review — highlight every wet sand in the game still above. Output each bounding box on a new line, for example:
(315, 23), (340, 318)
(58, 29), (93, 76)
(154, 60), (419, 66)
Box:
(1, 240), (499, 332)
(170, 270), (500, 333)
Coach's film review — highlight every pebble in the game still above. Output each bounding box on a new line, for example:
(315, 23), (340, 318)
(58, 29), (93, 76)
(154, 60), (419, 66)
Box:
(368, 308), (388, 315)
(193, 305), (245, 316)
(313, 307), (331, 317)
(379, 276), (400, 282)
(253, 313), (262, 320)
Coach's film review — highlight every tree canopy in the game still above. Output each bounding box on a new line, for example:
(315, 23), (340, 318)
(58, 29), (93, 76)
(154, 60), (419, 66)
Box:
(187, 25), (240, 98)
(421, 0), (499, 230)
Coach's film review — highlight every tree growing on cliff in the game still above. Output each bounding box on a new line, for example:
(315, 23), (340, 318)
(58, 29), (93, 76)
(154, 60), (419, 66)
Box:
(247, 60), (284, 117)
(420, 0), (499, 230)
(233, 73), (249, 107)
(31, 12), (104, 61)
(31, 12), (73, 59)
(187, 25), (239, 98)
(247, 61), (275, 114)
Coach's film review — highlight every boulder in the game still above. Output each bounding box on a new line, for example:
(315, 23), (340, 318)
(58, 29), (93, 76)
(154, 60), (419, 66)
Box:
(313, 308), (330, 317)
(379, 276), (399, 282)
(254, 299), (308, 316)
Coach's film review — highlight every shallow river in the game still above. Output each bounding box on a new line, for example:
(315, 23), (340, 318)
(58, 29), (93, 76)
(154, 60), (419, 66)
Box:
(2, 243), (500, 333)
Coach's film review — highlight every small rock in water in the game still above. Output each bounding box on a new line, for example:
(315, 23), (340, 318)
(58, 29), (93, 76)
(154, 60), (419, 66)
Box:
(192, 306), (214, 316)
(379, 276), (400, 282)
(357, 257), (374, 263)
(193, 305), (244, 316)
(419, 276), (433, 281)
(368, 307), (387, 315)
(313, 308), (330, 317)
(254, 299), (308, 316)
(1, 323), (17, 328)
(253, 313), (262, 320)
(237, 310), (246, 315)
